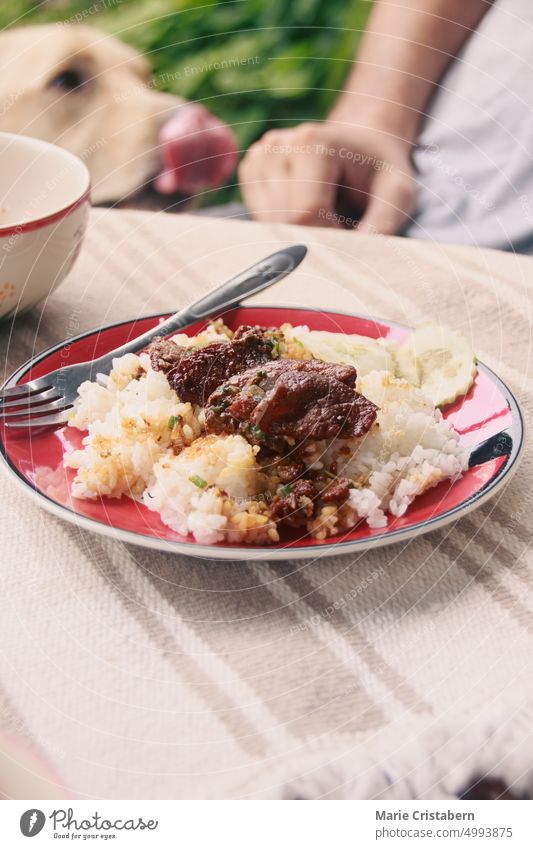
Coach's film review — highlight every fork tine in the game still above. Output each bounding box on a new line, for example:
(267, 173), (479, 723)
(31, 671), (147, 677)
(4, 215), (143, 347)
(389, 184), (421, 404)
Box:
(0, 379), (52, 400)
(0, 400), (72, 419)
(0, 387), (61, 409)
(4, 411), (69, 428)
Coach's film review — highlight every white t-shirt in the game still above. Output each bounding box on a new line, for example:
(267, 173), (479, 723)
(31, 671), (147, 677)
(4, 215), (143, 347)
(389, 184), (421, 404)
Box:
(405, 0), (533, 253)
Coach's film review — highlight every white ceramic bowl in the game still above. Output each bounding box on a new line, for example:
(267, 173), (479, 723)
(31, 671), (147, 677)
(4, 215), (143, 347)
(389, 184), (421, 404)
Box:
(0, 132), (90, 319)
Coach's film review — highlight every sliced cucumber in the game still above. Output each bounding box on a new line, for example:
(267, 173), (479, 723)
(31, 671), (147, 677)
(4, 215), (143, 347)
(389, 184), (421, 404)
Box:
(394, 324), (477, 407)
(288, 327), (394, 376)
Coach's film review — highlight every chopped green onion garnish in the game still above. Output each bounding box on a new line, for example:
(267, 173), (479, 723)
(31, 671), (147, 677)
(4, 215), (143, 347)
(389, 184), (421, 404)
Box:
(189, 475), (208, 489)
(279, 483), (292, 496)
(249, 424), (266, 440)
(270, 337), (281, 359)
(168, 415), (177, 429)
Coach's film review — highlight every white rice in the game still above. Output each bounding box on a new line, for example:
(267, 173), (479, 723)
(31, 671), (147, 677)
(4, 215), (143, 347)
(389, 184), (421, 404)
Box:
(328, 371), (467, 529)
(64, 329), (468, 543)
(144, 434), (277, 545)
(65, 352), (202, 499)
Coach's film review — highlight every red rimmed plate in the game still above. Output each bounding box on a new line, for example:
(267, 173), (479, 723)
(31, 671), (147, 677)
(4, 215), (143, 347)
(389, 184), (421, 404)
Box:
(0, 306), (525, 561)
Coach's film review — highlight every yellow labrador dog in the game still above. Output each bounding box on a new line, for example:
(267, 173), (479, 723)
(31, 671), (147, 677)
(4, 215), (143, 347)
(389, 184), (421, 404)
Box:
(0, 24), (238, 206)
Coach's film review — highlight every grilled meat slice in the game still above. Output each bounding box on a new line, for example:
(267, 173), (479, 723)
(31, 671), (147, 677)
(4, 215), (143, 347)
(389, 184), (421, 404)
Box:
(148, 325), (276, 405)
(205, 359), (377, 443)
(148, 336), (186, 374)
(271, 479), (317, 528)
(321, 477), (352, 503)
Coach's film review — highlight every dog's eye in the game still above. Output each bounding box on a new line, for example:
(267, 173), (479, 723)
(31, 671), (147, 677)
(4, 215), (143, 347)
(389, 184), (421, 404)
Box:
(48, 68), (86, 92)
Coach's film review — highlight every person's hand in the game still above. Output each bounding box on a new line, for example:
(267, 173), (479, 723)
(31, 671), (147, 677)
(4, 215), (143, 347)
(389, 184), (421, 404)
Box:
(238, 121), (416, 234)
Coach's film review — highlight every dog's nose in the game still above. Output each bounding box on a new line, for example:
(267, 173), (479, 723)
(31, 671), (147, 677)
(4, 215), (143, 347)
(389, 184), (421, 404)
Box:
(154, 104), (238, 194)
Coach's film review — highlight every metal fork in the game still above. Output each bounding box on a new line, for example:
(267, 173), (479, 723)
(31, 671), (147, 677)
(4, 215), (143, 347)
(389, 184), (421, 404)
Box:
(0, 244), (307, 428)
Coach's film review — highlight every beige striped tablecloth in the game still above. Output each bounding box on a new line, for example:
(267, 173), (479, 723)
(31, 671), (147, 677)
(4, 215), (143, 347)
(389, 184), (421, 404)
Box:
(1, 208), (532, 800)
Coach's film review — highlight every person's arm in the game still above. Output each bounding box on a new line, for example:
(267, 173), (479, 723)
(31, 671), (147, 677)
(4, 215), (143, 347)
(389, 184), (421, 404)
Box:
(330, 0), (493, 139)
(239, 0), (493, 233)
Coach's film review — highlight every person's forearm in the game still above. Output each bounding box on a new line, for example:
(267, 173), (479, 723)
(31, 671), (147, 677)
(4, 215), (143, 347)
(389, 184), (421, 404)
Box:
(330, 0), (493, 142)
